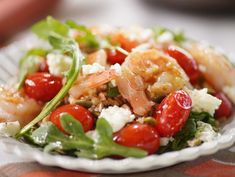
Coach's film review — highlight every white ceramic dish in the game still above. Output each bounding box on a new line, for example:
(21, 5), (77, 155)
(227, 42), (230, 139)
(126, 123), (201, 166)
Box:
(0, 37), (235, 174)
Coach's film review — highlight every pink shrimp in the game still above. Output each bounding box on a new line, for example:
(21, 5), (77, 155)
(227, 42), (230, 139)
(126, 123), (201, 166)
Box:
(69, 70), (117, 99)
(116, 49), (189, 116)
(0, 87), (42, 126)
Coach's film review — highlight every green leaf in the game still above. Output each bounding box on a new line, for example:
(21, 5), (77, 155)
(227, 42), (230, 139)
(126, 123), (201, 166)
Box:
(107, 83), (120, 97)
(152, 27), (186, 43)
(17, 34), (85, 137)
(157, 111), (216, 153)
(94, 118), (147, 159)
(60, 113), (94, 144)
(17, 48), (47, 90)
(66, 20), (99, 49)
(32, 16), (69, 39)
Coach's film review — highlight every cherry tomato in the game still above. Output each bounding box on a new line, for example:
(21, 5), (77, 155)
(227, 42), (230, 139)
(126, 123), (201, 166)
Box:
(38, 60), (49, 73)
(113, 123), (160, 154)
(24, 72), (62, 102)
(107, 49), (127, 65)
(214, 92), (233, 119)
(166, 45), (200, 84)
(49, 104), (94, 132)
(154, 90), (192, 137)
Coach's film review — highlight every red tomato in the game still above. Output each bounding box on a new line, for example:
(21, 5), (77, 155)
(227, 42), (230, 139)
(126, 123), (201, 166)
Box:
(166, 45), (200, 84)
(24, 72), (62, 102)
(154, 90), (192, 137)
(49, 104), (94, 132)
(214, 92), (233, 119)
(38, 60), (49, 73)
(113, 123), (160, 154)
(107, 49), (127, 65)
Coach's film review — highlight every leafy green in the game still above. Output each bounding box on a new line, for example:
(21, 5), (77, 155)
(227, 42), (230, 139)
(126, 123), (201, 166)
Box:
(152, 27), (186, 43)
(17, 48), (47, 90)
(32, 16), (69, 39)
(66, 20), (99, 49)
(107, 82), (120, 97)
(30, 114), (147, 159)
(17, 33), (84, 137)
(157, 111), (216, 153)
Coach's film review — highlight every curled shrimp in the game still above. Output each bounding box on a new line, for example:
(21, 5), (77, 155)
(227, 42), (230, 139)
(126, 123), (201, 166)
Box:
(186, 42), (235, 90)
(0, 87), (42, 126)
(86, 49), (107, 66)
(69, 70), (117, 99)
(116, 49), (190, 116)
(186, 41), (235, 103)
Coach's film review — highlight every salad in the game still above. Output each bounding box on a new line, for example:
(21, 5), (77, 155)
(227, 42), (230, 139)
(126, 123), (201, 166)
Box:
(0, 16), (234, 159)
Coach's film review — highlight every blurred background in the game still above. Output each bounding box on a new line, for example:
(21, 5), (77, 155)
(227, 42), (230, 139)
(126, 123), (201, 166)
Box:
(1, 0), (235, 52)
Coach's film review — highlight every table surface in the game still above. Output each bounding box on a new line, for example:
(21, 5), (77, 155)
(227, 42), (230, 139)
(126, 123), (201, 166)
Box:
(2, 0), (235, 176)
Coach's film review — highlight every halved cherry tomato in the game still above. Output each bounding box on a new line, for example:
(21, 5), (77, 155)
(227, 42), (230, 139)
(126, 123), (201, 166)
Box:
(113, 123), (160, 154)
(107, 49), (127, 65)
(24, 72), (62, 102)
(49, 104), (94, 132)
(154, 90), (192, 137)
(214, 92), (232, 119)
(166, 45), (200, 84)
(38, 60), (49, 73)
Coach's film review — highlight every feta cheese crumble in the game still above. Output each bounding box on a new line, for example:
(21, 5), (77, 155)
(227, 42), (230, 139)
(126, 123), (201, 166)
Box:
(187, 88), (222, 115)
(188, 121), (218, 147)
(98, 106), (135, 132)
(82, 63), (105, 75)
(110, 63), (122, 75)
(0, 121), (20, 137)
(157, 31), (174, 43)
(47, 53), (72, 76)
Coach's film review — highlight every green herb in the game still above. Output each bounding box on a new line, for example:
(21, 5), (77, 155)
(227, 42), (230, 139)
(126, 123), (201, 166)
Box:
(30, 114), (147, 159)
(157, 111), (216, 153)
(66, 20), (99, 49)
(107, 82), (120, 97)
(32, 16), (69, 39)
(75, 100), (93, 108)
(17, 48), (47, 90)
(17, 33), (85, 137)
(152, 27), (186, 43)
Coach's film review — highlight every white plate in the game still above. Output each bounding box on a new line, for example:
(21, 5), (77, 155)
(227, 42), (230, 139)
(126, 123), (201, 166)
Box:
(0, 36), (235, 174)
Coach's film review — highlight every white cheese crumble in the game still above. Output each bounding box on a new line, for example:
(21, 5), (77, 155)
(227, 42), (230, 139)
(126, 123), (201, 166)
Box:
(82, 63), (105, 75)
(110, 63), (122, 75)
(47, 53), (72, 76)
(0, 121), (20, 137)
(187, 88), (221, 116)
(157, 31), (174, 43)
(188, 121), (218, 147)
(223, 86), (235, 104)
(160, 137), (174, 146)
(98, 106), (135, 132)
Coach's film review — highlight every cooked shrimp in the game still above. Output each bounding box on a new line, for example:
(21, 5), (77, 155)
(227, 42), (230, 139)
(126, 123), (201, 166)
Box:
(115, 49), (189, 116)
(86, 49), (107, 66)
(0, 87), (42, 126)
(186, 42), (235, 90)
(69, 70), (117, 99)
(125, 49), (190, 98)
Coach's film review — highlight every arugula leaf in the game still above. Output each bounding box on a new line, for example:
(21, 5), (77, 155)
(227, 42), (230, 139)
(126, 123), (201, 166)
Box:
(152, 27), (186, 43)
(17, 33), (85, 137)
(32, 16), (69, 39)
(29, 115), (147, 159)
(107, 82), (120, 97)
(94, 118), (147, 159)
(17, 48), (47, 90)
(189, 111), (216, 127)
(66, 20), (99, 49)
